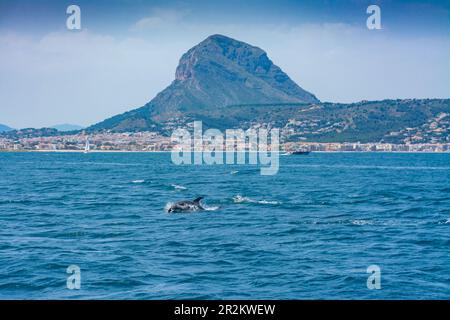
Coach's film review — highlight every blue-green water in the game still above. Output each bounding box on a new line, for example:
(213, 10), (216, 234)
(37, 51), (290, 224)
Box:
(0, 152), (449, 299)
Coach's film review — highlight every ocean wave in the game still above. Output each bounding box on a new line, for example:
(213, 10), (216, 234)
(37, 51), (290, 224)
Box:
(351, 219), (373, 226)
(258, 200), (281, 205)
(164, 202), (174, 212)
(67, 161), (143, 167)
(230, 170), (239, 175)
(171, 184), (187, 190)
(203, 205), (220, 211)
(232, 195), (281, 205)
(233, 195), (251, 203)
(132, 180), (145, 184)
(283, 164), (450, 170)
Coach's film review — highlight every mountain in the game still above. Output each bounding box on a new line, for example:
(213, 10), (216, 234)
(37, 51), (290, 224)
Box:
(2, 99), (448, 143)
(207, 99), (449, 144)
(0, 124), (14, 132)
(84, 34), (449, 144)
(51, 124), (85, 132)
(0, 124), (83, 139)
(88, 34), (319, 132)
(0, 127), (60, 139)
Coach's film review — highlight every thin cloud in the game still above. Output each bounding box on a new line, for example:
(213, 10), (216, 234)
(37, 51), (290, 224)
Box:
(131, 8), (191, 31)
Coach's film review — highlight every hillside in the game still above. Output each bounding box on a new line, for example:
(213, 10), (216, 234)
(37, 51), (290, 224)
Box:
(198, 99), (449, 144)
(0, 124), (13, 132)
(88, 34), (318, 132)
(51, 124), (85, 132)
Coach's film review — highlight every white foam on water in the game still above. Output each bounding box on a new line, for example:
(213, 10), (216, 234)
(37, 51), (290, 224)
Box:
(232, 195), (281, 205)
(164, 202), (174, 212)
(233, 195), (252, 203)
(132, 180), (145, 183)
(203, 205), (220, 211)
(351, 219), (373, 225)
(171, 184), (187, 190)
(258, 200), (281, 205)
(230, 171), (239, 175)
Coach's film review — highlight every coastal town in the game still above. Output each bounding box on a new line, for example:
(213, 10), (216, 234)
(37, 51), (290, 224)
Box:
(0, 130), (448, 152)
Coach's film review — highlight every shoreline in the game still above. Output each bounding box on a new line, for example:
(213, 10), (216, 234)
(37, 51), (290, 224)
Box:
(1, 150), (449, 154)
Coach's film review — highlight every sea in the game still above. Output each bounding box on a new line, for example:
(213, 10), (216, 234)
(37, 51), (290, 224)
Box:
(0, 152), (449, 299)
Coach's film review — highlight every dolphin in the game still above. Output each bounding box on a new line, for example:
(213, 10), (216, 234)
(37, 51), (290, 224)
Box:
(167, 197), (205, 213)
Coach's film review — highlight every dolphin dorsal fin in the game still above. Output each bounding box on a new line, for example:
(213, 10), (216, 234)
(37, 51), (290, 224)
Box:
(193, 197), (204, 204)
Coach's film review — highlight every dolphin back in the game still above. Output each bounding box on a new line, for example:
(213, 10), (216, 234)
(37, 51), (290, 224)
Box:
(193, 197), (204, 204)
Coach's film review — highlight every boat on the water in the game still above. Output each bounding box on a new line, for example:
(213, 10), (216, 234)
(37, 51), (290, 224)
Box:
(84, 138), (90, 153)
(291, 151), (310, 155)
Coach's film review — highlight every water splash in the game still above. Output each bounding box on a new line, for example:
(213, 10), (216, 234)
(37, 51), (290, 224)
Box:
(171, 184), (187, 190)
(232, 195), (281, 205)
(351, 219), (373, 226)
(164, 202), (174, 212)
(203, 205), (220, 211)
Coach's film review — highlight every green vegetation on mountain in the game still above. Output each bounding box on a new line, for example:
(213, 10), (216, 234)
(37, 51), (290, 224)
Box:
(88, 34), (318, 132)
(203, 99), (449, 143)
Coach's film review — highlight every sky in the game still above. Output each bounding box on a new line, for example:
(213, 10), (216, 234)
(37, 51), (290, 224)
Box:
(0, 0), (449, 129)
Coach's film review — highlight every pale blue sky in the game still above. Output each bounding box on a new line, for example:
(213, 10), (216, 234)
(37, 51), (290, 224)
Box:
(0, 0), (449, 128)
